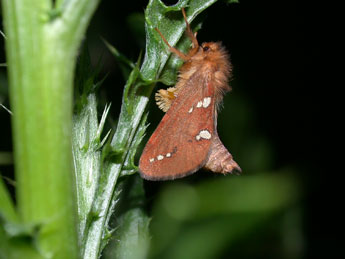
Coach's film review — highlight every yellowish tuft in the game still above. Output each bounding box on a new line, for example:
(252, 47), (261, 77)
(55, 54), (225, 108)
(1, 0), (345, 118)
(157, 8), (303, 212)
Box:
(155, 87), (177, 112)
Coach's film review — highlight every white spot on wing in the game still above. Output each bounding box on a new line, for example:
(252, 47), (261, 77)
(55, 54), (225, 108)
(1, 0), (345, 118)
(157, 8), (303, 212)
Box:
(157, 155), (164, 160)
(199, 130), (212, 139)
(188, 107), (193, 113)
(196, 101), (202, 108)
(202, 97), (211, 108)
(166, 153), (171, 157)
(195, 129), (212, 141)
(149, 158), (154, 163)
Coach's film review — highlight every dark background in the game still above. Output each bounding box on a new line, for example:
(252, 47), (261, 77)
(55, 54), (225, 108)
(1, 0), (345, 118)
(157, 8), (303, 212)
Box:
(1, 0), (337, 258)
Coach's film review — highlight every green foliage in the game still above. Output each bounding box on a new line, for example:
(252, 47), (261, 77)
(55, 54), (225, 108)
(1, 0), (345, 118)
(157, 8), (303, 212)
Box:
(149, 172), (300, 258)
(0, 178), (16, 223)
(103, 176), (150, 259)
(72, 1), (220, 258)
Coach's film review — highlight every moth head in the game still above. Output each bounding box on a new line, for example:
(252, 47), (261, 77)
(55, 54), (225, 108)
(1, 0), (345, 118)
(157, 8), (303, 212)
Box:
(198, 42), (227, 61)
(201, 42), (220, 53)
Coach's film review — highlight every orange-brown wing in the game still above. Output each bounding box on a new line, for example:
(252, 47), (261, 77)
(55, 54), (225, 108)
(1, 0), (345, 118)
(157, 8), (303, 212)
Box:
(139, 72), (216, 180)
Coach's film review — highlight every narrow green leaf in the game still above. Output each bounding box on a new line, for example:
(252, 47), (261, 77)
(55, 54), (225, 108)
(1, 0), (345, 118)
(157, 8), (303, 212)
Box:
(103, 39), (135, 79)
(225, 0), (239, 3)
(103, 176), (150, 259)
(0, 177), (17, 223)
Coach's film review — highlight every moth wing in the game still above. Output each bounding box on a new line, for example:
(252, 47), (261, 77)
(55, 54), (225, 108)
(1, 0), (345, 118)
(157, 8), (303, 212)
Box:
(139, 73), (216, 180)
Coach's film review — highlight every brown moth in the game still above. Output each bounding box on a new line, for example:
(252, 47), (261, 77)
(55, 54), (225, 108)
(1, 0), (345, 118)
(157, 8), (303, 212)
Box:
(139, 8), (241, 180)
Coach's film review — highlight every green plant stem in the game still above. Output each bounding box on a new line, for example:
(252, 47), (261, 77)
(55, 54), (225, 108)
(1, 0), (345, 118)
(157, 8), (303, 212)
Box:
(2, 0), (100, 257)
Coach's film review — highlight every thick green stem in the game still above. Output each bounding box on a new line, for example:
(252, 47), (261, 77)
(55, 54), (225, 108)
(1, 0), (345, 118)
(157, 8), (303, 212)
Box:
(2, 0), (100, 257)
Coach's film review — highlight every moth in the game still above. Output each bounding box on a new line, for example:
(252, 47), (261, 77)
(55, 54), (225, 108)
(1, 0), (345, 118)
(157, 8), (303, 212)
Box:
(139, 8), (241, 180)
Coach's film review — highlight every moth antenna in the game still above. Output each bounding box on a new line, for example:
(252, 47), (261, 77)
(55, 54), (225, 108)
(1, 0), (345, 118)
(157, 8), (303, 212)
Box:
(155, 28), (189, 61)
(181, 8), (199, 49)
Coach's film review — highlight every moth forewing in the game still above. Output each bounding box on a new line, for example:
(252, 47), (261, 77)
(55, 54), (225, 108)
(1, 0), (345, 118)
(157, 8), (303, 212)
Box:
(139, 74), (215, 180)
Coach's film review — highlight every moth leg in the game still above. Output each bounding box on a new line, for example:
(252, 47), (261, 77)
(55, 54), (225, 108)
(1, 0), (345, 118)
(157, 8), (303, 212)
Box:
(155, 87), (178, 112)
